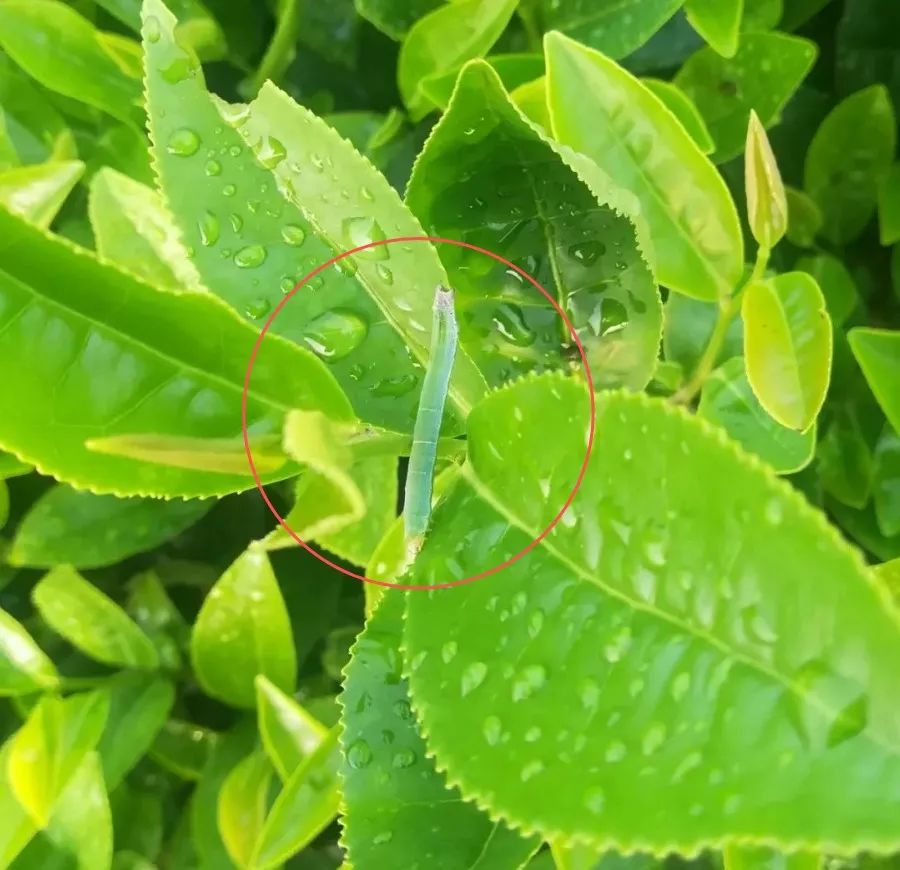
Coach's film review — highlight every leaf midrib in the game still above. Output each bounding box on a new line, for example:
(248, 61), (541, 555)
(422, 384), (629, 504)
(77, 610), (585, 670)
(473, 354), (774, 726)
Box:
(461, 463), (899, 758)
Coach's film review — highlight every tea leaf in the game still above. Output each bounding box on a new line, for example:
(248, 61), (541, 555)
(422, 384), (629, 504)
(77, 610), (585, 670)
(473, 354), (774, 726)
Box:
(191, 544), (296, 709)
(251, 728), (340, 868)
(8, 691), (109, 827)
(539, 0), (684, 59)
(742, 272), (832, 430)
(10, 484), (211, 569)
(817, 408), (873, 509)
(547, 32), (744, 301)
(340, 590), (540, 869)
(848, 328), (900, 433)
(256, 675), (329, 781)
(795, 254), (858, 326)
(674, 32), (816, 163)
(699, 357), (815, 473)
(784, 186), (822, 248)
(407, 61), (661, 390)
(0, 609), (58, 697)
(355, 0), (442, 40)
(685, 0), (743, 57)
(804, 85), (896, 245)
(874, 426), (900, 538)
(405, 374), (900, 851)
(0, 0), (142, 125)
(88, 167), (200, 290)
(0, 161), (84, 228)
(421, 53), (546, 112)
(217, 751), (273, 869)
(879, 162), (900, 245)
(745, 110), (787, 249)
(664, 293), (743, 373)
(0, 205), (351, 499)
(33, 566), (160, 669)
(150, 719), (217, 781)
(642, 78), (715, 154)
(398, 0), (517, 120)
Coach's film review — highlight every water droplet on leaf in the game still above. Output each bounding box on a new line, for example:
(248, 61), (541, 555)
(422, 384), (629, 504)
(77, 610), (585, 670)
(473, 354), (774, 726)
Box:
(167, 128), (200, 157)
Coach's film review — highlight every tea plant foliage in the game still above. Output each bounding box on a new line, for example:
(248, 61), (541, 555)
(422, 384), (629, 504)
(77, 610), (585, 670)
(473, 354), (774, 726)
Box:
(0, 0), (898, 868)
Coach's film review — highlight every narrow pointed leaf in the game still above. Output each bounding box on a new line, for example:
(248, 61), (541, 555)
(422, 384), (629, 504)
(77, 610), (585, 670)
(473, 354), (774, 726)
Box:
(341, 591), (540, 869)
(742, 272), (832, 430)
(33, 566), (159, 669)
(404, 374), (900, 851)
(642, 78), (715, 154)
(745, 110), (787, 249)
(191, 545), (296, 709)
(685, 0), (744, 56)
(217, 751), (273, 869)
(547, 32), (744, 301)
(0, 161), (84, 228)
(407, 61), (661, 390)
(0, 205), (351, 499)
(0, 609), (58, 697)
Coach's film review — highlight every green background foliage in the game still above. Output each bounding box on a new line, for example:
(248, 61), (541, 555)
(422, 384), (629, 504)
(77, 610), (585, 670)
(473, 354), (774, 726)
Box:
(0, 0), (898, 868)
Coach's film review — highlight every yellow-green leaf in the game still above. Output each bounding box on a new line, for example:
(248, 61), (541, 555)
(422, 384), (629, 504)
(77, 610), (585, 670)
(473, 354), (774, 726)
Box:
(745, 109), (787, 249)
(217, 751), (273, 869)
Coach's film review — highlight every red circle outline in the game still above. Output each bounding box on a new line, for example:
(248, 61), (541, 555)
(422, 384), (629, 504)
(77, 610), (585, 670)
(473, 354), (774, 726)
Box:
(241, 236), (596, 591)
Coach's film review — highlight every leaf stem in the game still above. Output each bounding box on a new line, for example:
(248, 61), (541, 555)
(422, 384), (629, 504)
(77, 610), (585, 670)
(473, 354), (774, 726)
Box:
(673, 245), (770, 405)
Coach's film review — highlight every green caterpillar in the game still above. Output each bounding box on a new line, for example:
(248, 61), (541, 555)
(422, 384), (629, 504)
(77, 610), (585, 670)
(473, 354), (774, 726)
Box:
(403, 284), (458, 556)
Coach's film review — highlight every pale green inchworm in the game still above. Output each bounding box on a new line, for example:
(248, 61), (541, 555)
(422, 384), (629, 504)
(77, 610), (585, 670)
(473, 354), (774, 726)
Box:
(403, 284), (458, 553)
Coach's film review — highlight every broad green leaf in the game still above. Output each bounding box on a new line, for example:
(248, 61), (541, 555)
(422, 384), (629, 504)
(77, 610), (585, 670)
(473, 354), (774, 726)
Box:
(0, 205), (351, 499)
(0, 743), (36, 867)
(664, 292), (743, 373)
(13, 751), (113, 870)
(538, 0), (684, 59)
(874, 427), (900, 538)
(217, 751), (273, 869)
(804, 85), (896, 245)
(879, 162), (900, 245)
(10, 485), (211, 569)
(745, 110), (787, 249)
(835, 0), (900, 111)
(250, 729), (340, 869)
(795, 254), (858, 326)
(849, 328), (900, 434)
(355, 0), (442, 40)
(404, 373), (900, 850)
(398, 0), (518, 120)
(143, 1), (485, 432)
(256, 675), (328, 781)
(511, 76), (552, 128)
(97, 673), (175, 789)
(642, 78), (715, 154)
(547, 32), (744, 301)
(7, 691), (109, 827)
(742, 0), (784, 30)
(421, 53), (546, 112)
(32, 566), (159, 669)
(341, 590), (540, 869)
(784, 186), (822, 248)
(742, 272), (832, 430)
(150, 719), (217, 781)
(407, 61), (661, 390)
(699, 357), (815, 473)
(0, 609), (58, 697)
(0, 0), (142, 125)
(674, 32), (816, 163)
(0, 161), (84, 228)
(817, 409), (873, 509)
(191, 545), (296, 709)
(0, 452), (32, 480)
(88, 167), (200, 290)
(685, 0), (743, 57)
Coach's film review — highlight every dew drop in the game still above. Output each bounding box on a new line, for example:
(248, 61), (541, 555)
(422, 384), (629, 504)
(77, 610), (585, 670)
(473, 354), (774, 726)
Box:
(342, 216), (389, 260)
(524, 726), (542, 742)
(219, 102), (250, 127)
(520, 760), (544, 782)
(345, 738), (373, 771)
(280, 277), (295, 294)
(373, 831), (393, 845)
(234, 244), (267, 269)
(461, 661), (488, 697)
(205, 159), (222, 177)
(641, 722), (667, 755)
(492, 303), (535, 347)
(161, 56), (196, 84)
(281, 224), (307, 247)
(145, 15), (161, 42)
(512, 664), (546, 702)
(441, 641), (458, 663)
(258, 135), (286, 169)
(528, 609), (544, 638)
(393, 699), (413, 720)
(372, 374), (417, 397)
(223, 183), (237, 197)
(482, 715), (502, 746)
(230, 213), (243, 232)
(310, 153), (325, 171)
(605, 741), (626, 762)
(244, 297), (270, 320)
(361, 186), (375, 201)
(584, 787), (606, 814)
(392, 748), (416, 769)
(167, 128), (200, 157)
(578, 677), (600, 711)
(229, 145), (242, 157)
(301, 309), (368, 361)
(199, 211), (220, 247)
(568, 239), (606, 266)
(375, 263), (394, 285)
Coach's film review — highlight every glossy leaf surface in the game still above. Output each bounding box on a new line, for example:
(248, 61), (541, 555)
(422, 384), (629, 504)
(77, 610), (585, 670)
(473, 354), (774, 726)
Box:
(642, 78), (715, 154)
(0, 609), (58, 697)
(849, 328), (900, 433)
(217, 751), (272, 869)
(405, 374), (900, 851)
(745, 110), (787, 249)
(685, 0), (743, 57)
(547, 32), (744, 300)
(407, 61), (661, 390)
(0, 161), (84, 228)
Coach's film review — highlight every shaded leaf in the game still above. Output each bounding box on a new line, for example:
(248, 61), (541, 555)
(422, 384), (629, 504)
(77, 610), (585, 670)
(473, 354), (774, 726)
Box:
(795, 254), (858, 327)
(784, 186), (822, 248)
(217, 751), (273, 869)
(0, 609), (58, 697)
(874, 426), (900, 538)
(354, 0), (443, 40)
(817, 408), (873, 509)
(879, 162), (900, 245)
(0, 161), (84, 228)
(685, 0), (743, 57)
(849, 328), (900, 433)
